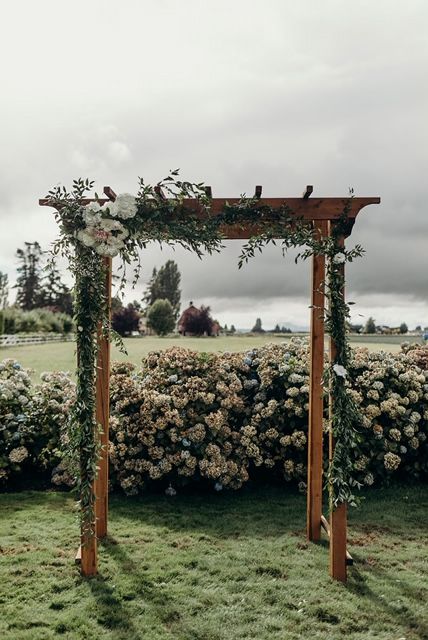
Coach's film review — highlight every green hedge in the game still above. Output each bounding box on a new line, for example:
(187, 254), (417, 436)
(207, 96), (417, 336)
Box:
(2, 307), (73, 334)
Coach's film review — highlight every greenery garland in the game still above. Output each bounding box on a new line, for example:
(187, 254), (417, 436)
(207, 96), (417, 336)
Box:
(45, 173), (365, 539)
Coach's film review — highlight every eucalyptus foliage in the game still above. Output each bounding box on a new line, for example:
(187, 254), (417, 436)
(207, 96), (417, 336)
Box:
(45, 172), (364, 539)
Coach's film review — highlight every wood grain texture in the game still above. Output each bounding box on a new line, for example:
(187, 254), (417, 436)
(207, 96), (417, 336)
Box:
(80, 534), (97, 576)
(307, 220), (328, 542)
(95, 257), (112, 540)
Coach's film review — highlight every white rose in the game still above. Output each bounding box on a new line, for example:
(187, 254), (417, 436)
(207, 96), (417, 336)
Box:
(333, 252), (346, 264)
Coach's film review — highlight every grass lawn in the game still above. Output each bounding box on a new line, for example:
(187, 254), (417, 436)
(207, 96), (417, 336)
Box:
(0, 334), (410, 379)
(1, 485), (427, 640)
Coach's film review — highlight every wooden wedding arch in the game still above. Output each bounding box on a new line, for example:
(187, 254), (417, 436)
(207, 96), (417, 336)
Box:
(40, 186), (380, 582)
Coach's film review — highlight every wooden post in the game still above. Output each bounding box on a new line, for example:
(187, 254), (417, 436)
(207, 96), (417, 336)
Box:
(95, 257), (112, 539)
(328, 228), (347, 582)
(307, 220), (328, 541)
(80, 531), (97, 576)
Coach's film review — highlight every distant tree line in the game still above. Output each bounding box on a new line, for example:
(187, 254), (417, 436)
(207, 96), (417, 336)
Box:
(0, 242), (73, 335)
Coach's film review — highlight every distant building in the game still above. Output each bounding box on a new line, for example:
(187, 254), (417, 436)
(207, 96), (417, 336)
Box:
(178, 302), (220, 336)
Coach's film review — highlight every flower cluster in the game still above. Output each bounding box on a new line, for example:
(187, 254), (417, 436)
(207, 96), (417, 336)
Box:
(0, 360), (75, 486)
(30, 371), (76, 472)
(348, 346), (428, 483)
(0, 359), (33, 481)
(76, 193), (138, 256)
(2, 343), (428, 493)
(107, 342), (428, 495)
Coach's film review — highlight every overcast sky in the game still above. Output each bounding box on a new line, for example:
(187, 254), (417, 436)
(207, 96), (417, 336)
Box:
(1, 0), (427, 329)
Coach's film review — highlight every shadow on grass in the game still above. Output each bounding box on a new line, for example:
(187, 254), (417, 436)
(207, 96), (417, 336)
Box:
(348, 564), (428, 639)
(84, 536), (181, 638)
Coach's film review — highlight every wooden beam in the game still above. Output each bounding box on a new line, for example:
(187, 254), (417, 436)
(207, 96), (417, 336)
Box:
(39, 196), (381, 228)
(154, 185), (166, 200)
(95, 257), (112, 539)
(307, 219), (328, 542)
(303, 185), (313, 199)
(103, 186), (117, 201)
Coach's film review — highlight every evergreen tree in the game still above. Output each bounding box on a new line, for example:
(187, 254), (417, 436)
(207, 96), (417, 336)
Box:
(364, 317), (376, 334)
(143, 260), (181, 319)
(0, 271), (9, 309)
(252, 318), (264, 333)
(230, 324), (236, 334)
(147, 299), (176, 336)
(15, 242), (43, 310)
(39, 260), (73, 314)
(274, 323), (281, 333)
(399, 322), (408, 334)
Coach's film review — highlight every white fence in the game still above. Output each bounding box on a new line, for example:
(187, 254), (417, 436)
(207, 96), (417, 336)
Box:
(0, 333), (75, 347)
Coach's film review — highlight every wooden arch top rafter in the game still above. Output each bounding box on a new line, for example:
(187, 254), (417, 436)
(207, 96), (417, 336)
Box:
(39, 186), (380, 240)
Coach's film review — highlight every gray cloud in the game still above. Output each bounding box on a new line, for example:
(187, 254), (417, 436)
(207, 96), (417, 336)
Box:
(1, 0), (427, 327)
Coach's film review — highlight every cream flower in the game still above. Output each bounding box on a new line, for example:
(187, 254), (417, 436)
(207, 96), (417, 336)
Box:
(9, 446), (29, 463)
(77, 218), (128, 257)
(111, 193), (138, 220)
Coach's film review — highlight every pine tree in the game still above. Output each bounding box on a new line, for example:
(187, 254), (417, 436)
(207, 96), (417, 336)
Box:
(0, 271), (9, 309)
(39, 260), (73, 314)
(252, 318), (264, 333)
(15, 242), (43, 310)
(364, 317), (376, 334)
(143, 260), (181, 319)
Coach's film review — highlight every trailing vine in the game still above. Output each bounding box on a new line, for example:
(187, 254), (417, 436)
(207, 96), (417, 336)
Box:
(45, 173), (365, 540)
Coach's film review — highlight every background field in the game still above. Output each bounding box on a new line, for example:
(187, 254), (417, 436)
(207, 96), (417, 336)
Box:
(0, 334), (422, 379)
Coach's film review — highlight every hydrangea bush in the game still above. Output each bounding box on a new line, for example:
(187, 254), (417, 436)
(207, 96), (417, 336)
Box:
(1, 342), (427, 493)
(0, 359), (33, 482)
(0, 359), (75, 487)
(108, 341), (428, 495)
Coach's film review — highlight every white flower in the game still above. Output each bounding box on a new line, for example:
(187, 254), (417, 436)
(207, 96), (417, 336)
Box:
(77, 218), (129, 257)
(333, 364), (347, 378)
(333, 252), (346, 264)
(112, 193), (138, 220)
(82, 202), (102, 225)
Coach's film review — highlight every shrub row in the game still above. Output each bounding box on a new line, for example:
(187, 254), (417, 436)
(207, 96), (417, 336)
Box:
(1, 307), (73, 335)
(1, 341), (428, 493)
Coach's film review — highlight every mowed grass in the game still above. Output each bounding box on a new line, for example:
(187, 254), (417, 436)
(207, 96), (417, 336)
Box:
(0, 334), (409, 379)
(1, 485), (427, 639)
